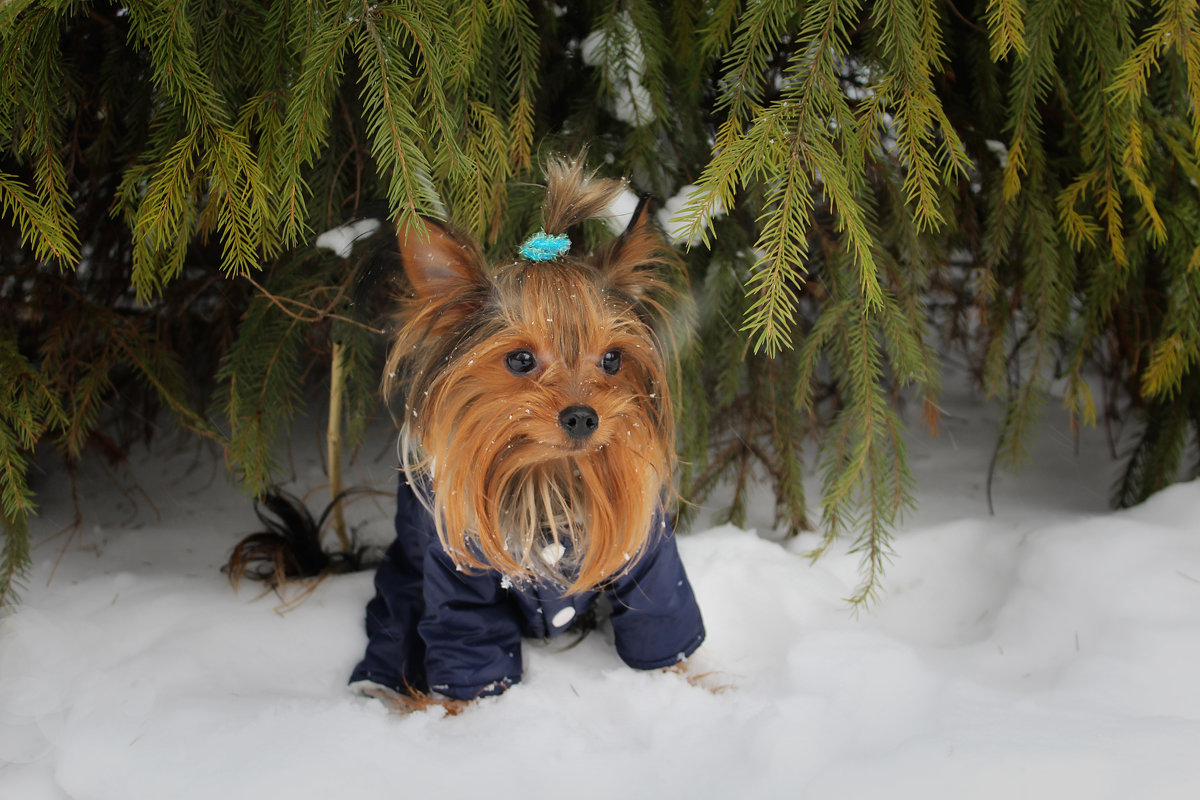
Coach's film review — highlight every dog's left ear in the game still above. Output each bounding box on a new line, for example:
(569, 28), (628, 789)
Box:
(593, 195), (672, 300)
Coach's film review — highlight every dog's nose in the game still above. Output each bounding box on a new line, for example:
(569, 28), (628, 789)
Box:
(558, 405), (599, 440)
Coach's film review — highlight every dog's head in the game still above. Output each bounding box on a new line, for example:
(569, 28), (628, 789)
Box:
(384, 159), (681, 592)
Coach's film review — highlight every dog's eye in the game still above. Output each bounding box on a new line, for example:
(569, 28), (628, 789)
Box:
(505, 349), (537, 375)
(601, 349), (622, 375)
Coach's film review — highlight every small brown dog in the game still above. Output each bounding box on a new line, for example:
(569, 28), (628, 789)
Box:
(350, 159), (705, 706)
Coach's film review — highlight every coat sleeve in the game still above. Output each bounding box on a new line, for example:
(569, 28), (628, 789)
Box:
(419, 539), (524, 700)
(604, 513), (706, 670)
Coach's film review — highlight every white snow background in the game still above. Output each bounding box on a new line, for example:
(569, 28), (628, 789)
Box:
(4, 362), (1200, 799)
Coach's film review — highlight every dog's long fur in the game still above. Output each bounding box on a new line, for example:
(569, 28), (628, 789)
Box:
(382, 159), (680, 593)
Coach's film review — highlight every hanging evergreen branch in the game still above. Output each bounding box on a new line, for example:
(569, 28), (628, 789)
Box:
(2, 0), (1200, 609)
(211, 252), (337, 496)
(0, 170), (77, 263)
(985, 0), (1028, 61)
(277, 2), (356, 242)
(493, 0), (539, 170)
(352, 2), (456, 232)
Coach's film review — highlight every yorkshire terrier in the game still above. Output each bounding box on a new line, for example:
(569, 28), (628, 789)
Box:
(349, 159), (704, 707)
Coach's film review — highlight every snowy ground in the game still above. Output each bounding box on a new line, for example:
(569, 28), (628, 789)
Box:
(4, 371), (1200, 800)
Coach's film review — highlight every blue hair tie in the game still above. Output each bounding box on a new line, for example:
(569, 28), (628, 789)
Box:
(519, 230), (571, 262)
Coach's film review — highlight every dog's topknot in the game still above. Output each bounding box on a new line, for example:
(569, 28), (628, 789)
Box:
(540, 158), (627, 236)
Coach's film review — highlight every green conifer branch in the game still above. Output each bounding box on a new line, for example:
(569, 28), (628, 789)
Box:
(742, 137), (813, 356)
(201, 135), (272, 278)
(211, 265), (316, 495)
(1001, 0), (1066, 201)
(869, 0), (969, 229)
(1112, 395), (1193, 508)
(985, 0), (1029, 60)
(130, 129), (201, 299)
(14, 15), (78, 263)
(696, 0), (743, 64)
(491, 0), (539, 170)
(712, 0), (796, 123)
(4, 0), (1200, 611)
(0, 336), (67, 607)
(0, 510), (30, 610)
(125, 0), (231, 133)
(352, 6), (443, 232)
(0, 171), (76, 263)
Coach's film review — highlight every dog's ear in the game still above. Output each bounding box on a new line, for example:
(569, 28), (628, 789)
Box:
(593, 195), (674, 303)
(397, 217), (487, 299)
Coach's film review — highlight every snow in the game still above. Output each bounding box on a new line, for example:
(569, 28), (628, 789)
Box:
(314, 219), (381, 258)
(604, 186), (642, 234)
(985, 139), (1009, 166)
(5, 371), (1200, 799)
(581, 15), (653, 127)
(658, 184), (726, 246)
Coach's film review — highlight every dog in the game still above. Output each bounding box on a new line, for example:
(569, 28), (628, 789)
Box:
(349, 159), (704, 708)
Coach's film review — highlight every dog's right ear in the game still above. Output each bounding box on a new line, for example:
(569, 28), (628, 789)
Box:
(397, 217), (488, 300)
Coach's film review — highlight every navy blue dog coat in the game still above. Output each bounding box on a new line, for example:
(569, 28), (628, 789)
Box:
(350, 478), (705, 700)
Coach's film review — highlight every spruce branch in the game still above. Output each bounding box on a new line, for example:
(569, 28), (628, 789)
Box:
(352, 5), (442, 232)
(3, 0), (1200, 612)
(0, 170), (77, 263)
(985, 0), (1029, 60)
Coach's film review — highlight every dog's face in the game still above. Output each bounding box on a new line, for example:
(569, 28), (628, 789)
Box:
(384, 169), (680, 593)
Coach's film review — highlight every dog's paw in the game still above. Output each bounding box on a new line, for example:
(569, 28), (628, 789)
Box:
(350, 679), (405, 704)
(351, 680), (470, 716)
(666, 651), (735, 694)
